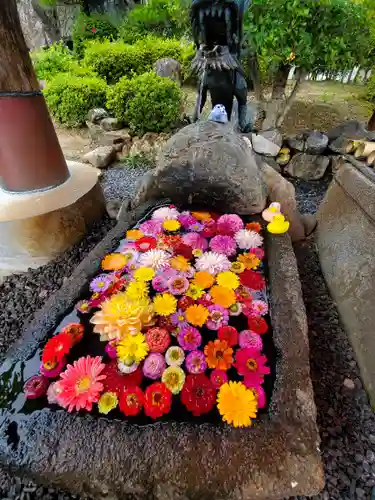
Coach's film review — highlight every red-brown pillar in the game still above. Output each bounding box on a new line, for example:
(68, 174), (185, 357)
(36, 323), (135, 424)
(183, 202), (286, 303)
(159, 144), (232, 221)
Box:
(0, 0), (69, 192)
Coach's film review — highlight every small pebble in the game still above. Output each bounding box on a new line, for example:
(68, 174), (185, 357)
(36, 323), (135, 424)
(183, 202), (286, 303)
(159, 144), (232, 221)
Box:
(343, 378), (355, 390)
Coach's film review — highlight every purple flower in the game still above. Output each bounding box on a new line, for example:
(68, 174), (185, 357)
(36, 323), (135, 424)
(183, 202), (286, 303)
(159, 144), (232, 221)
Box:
(178, 326), (202, 351)
(171, 309), (189, 330)
(105, 342), (117, 359)
(90, 274), (113, 293)
(178, 211), (196, 229)
(209, 235), (237, 256)
(152, 275), (168, 292)
(187, 222), (204, 233)
(182, 232), (208, 250)
(185, 351), (207, 374)
(139, 219), (163, 237)
(239, 330), (263, 350)
(206, 305), (229, 330)
(142, 353), (166, 380)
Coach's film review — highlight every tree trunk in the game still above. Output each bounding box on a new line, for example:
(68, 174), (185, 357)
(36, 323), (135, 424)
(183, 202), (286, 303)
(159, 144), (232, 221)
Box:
(271, 63), (290, 99)
(247, 50), (263, 101)
(368, 109), (375, 131)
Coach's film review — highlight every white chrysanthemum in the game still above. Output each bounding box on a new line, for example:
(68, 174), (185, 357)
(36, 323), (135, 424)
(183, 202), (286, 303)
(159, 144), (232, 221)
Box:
(138, 249), (171, 270)
(152, 206), (180, 221)
(235, 229), (263, 249)
(195, 251), (231, 275)
(118, 360), (139, 374)
(165, 346), (185, 366)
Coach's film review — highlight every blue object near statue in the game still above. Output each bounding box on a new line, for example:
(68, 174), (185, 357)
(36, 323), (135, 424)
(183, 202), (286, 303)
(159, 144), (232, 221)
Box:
(208, 104), (228, 124)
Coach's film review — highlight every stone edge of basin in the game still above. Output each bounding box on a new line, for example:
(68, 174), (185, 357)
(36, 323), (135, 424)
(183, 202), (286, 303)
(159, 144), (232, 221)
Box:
(0, 199), (324, 500)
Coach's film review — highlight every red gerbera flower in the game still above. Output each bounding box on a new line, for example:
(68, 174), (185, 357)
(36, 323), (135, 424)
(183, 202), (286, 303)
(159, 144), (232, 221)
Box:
(174, 243), (193, 260)
(102, 361), (142, 395)
(135, 236), (157, 252)
(240, 270), (265, 291)
(217, 326), (238, 347)
(248, 316), (268, 335)
(42, 333), (73, 364)
(180, 374), (216, 416)
(144, 382), (172, 419)
(178, 296), (195, 311)
(119, 386), (144, 416)
(200, 220), (217, 238)
(61, 323), (84, 345)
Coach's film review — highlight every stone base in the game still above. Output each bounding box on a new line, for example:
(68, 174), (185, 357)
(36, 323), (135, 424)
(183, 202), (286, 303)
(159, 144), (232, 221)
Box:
(316, 163), (375, 406)
(0, 161), (105, 278)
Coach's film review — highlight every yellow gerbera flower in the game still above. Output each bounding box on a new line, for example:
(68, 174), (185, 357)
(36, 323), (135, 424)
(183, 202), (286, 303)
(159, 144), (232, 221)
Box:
(101, 253), (128, 271)
(126, 229), (144, 241)
(210, 285), (236, 308)
(193, 271), (215, 289)
(216, 271), (240, 290)
(170, 255), (190, 272)
(161, 366), (186, 394)
(217, 381), (257, 427)
(117, 333), (149, 363)
(98, 392), (118, 415)
(231, 261), (245, 274)
(133, 266), (155, 282)
(238, 253), (261, 270)
(186, 284), (204, 300)
(185, 304), (209, 327)
(162, 219), (181, 232)
(153, 293), (177, 316)
(126, 280), (150, 300)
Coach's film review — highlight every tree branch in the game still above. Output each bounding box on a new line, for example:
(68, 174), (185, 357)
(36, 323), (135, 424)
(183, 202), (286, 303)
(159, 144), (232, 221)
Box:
(276, 68), (306, 128)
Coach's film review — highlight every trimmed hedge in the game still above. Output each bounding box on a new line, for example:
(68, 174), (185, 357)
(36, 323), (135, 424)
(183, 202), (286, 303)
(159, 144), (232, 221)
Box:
(72, 12), (118, 57)
(32, 43), (76, 81)
(367, 71), (375, 103)
(107, 72), (182, 135)
(44, 73), (107, 127)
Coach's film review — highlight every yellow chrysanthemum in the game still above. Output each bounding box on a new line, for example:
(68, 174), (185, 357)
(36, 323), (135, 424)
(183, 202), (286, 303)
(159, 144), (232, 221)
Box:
(133, 266), (155, 282)
(186, 284), (204, 300)
(126, 280), (149, 300)
(153, 293), (177, 316)
(161, 366), (186, 394)
(117, 333), (149, 363)
(238, 253), (261, 270)
(162, 219), (181, 232)
(193, 271), (215, 289)
(185, 304), (209, 327)
(216, 271), (240, 290)
(192, 249), (203, 258)
(231, 261), (245, 274)
(126, 229), (144, 241)
(210, 285), (236, 308)
(101, 253), (128, 271)
(98, 392), (118, 415)
(217, 381), (257, 427)
(170, 255), (190, 272)
(191, 211), (212, 221)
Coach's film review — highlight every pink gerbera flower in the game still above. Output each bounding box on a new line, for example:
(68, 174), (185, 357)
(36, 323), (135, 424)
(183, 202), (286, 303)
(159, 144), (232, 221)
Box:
(209, 235), (237, 257)
(55, 356), (106, 412)
(250, 300), (268, 316)
(139, 219), (163, 237)
(206, 304), (229, 330)
(238, 330), (263, 350)
(216, 214), (244, 236)
(182, 232), (208, 250)
(235, 348), (270, 385)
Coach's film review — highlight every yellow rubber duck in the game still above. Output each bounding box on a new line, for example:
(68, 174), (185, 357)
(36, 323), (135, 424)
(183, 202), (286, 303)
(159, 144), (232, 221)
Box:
(262, 202), (281, 222)
(267, 214), (290, 234)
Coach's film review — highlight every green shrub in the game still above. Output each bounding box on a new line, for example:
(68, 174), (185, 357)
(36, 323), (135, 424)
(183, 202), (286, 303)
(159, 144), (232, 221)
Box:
(180, 42), (196, 82)
(31, 43), (76, 81)
(44, 73), (107, 127)
(72, 12), (119, 57)
(107, 72), (182, 135)
(367, 71), (375, 103)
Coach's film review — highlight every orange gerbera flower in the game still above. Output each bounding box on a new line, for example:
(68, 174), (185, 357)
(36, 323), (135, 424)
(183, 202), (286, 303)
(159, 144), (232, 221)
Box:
(204, 339), (233, 371)
(193, 271), (215, 289)
(210, 285), (236, 308)
(245, 222), (262, 233)
(126, 229), (144, 241)
(191, 211), (212, 221)
(101, 253), (128, 271)
(185, 304), (209, 327)
(170, 255), (190, 272)
(238, 253), (261, 270)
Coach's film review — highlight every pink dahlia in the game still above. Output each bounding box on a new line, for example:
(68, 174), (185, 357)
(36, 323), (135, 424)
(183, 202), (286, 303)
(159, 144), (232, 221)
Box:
(139, 219), (163, 237)
(178, 211), (197, 228)
(209, 235), (236, 257)
(55, 356), (106, 412)
(178, 326), (202, 351)
(182, 232), (208, 250)
(235, 348), (270, 385)
(206, 304), (229, 330)
(239, 330), (263, 350)
(250, 300), (268, 316)
(143, 353), (166, 380)
(244, 382), (267, 409)
(185, 350), (207, 374)
(216, 214), (244, 236)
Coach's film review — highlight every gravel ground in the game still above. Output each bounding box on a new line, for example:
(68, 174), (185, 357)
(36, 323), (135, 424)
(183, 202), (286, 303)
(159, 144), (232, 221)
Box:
(1, 169), (374, 500)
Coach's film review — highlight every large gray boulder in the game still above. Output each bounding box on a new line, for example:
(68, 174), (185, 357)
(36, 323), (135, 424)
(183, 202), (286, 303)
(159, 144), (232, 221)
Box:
(305, 130), (328, 155)
(285, 152), (330, 180)
(154, 58), (182, 85)
(327, 120), (375, 142)
(132, 121), (267, 214)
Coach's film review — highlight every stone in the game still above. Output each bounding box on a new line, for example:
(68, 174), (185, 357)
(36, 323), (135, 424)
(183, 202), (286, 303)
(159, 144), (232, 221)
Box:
(287, 133), (306, 152)
(305, 131), (329, 155)
(85, 121), (103, 141)
(254, 153), (281, 173)
(285, 153), (330, 180)
(343, 378), (355, 390)
(132, 122), (267, 214)
(87, 108), (109, 124)
(316, 162), (375, 406)
(154, 58), (182, 85)
(327, 120), (375, 142)
(249, 132), (281, 157)
(129, 133), (171, 161)
(258, 128), (283, 148)
(99, 129), (132, 149)
(330, 155), (346, 173)
(83, 146), (116, 169)
(105, 200), (121, 219)
(100, 117), (123, 132)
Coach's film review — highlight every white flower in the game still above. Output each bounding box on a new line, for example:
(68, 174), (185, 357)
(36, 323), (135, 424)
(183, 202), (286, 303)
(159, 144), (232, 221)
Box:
(152, 206), (180, 221)
(195, 251), (231, 275)
(235, 229), (263, 249)
(165, 346), (185, 366)
(118, 360), (139, 374)
(138, 249), (171, 270)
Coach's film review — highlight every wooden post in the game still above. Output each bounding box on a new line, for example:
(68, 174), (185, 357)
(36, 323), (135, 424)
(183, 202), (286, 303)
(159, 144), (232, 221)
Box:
(0, 0), (69, 192)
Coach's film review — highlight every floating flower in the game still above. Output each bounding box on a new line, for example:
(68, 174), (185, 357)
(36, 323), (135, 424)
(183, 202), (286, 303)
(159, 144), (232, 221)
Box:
(158, 234), (183, 251)
(119, 386), (144, 416)
(239, 330), (263, 350)
(209, 235), (236, 256)
(125, 280), (150, 301)
(187, 221), (204, 233)
(139, 219), (163, 237)
(105, 341), (117, 359)
(181, 374), (216, 416)
(210, 285), (236, 308)
(146, 327), (170, 353)
(165, 346), (185, 366)
(135, 236), (157, 253)
(143, 353), (166, 380)
(193, 271), (214, 289)
(158, 315), (175, 332)
(24, 375), (49, 399)
(102, 361), (142, 394)
(251, 247), (265, 260)
(126, 229), (144, 241)
(170, 309), (188, 330)
(121, 248), (139, 269)
(178, 211), (197, 228)
(206, 304), (229, 330)
(251, 300), (268, 316)
(186, 283), (204, 300)
(235, 348), (270, 385)
(201, 219), (217, 238)
(90, 274), (113, 293)
(61, 323), (84, 345)
(55, 356), (106, 412)
(245, 384), (267, 409)
(76, 300), (91, 314)
(178, 296), (195, 311)
(210, 369), (228, 388)
(216, 214), (244, 236)
(174, 242), (193, 260)
(195, 252), (231, 275)
(133, 266), (155, 282)
(240, 270), (265, 291)
(152, 275), (168, 293)
(153, 293), (177, 316)
(40, 357), (66, 378)
(117, 333), (149, 363)
(230, 261), (245, 274)
(191, 211), (212, 221)
(204, 339), (233, 370)
(163, 219), (181, 232)
(98, 391), (118, 414)
(118, 359), (139, 374)
(235, 230), (263, 250)
(144, 382), (172, 419)
(162, 366), (186, 394)
(197, 292), (212, 308)
(246, 222), (262, 233)
(216, 271), (240, 290)
(192, 248), (203, 258)
(168, 276), (189, 295)
(229, 302), (242, 316)
(178, 326), (202, 351)
(47, 381), (62, 404)
(42, 332), (73, 364)
(152, 206), (180, 220)
(185, 351), (207, 374)
(218, 326), (238, 347)
(248, 315), (268, 335)
(238, 253), (261, 270)
(217, 381), (257, 427)
(170, 255), (190, 272)
(236, 285), (253, 303)
(182, 232), (208, 251)
(185, 304), (209, 327)
(102, 253), (128, 271)
(138, 249), (170, 270)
